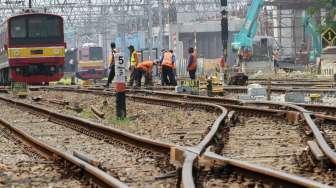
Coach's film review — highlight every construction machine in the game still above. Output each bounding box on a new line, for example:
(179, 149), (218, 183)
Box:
(303, 12), (322, 63)
(228, 0), (265, 85)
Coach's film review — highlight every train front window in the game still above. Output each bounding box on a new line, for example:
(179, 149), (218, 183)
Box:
(89, 47), (103, 61)
(28, 17), (61, 38)
(10, 15), (63, 45)
(10, 17), (26, 38)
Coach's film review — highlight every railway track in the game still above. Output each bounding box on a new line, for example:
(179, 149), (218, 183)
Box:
(217, 111), (335, 184)
(0, 113), (127, 187)
(24, 90), (220, 147)
(20, 86), (336, 187)
(220, 86), (336, 96)
(248, 80), (335, 88)
(197, 152), (328, 188)
(0, 125), (83, 187)
(125, 89), (336, 116)
(0, 96), (185, 187)
(249, 78), (333, 83)
(193, 102), (336, 187)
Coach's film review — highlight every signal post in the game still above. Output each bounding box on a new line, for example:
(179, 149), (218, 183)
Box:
(221, 0), (228, 84)
(116, 55), (126, 119)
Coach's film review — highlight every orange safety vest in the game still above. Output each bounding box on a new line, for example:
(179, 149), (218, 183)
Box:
(219, 56), (225, 68)
(188, 52), (197, 71)
(137, 61), (154, 72)
(162, 52), (174, 68)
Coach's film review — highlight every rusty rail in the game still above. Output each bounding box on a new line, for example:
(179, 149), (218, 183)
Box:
(243, 101), (336, 165)
(201, 151), (330, 188)
(0, 95), (174, 154)
(0, 118), (128, 188)
(24, 86), (336, 187)
(129, 88), (336, 116)
(0, 93), (229, 187)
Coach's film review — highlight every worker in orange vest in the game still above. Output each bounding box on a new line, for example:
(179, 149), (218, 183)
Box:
(219, 56), (225, 68)
(160, 50), (177, 86)
(135, 61), (157, 87)
(187, 47), (197, 80)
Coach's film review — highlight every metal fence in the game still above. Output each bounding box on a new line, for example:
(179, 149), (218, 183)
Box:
(175, 58), (206, 77)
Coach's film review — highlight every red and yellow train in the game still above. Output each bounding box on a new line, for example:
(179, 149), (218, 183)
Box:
(76, 43), (105, 80)
(0, 12), (65, 85)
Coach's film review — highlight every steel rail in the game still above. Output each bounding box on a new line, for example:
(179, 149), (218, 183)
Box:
(129, 89), (336, 116)
(118, 85), (336, 94)
(0, 93), (230, 188)
(37, 86), (336, 116)
(304, 112), (336, 165)
(46, 87), (231, 188)
(201, 151), (331, 188)
(0, 118), (128, 188)
(0, 95), (174, 154)
(221, 86), (336, 94)
(248, 81), (335, 87)
(249, 78), (333, 82)
(34, 86), (336, 187)
(120, 89), (336, 182)
(243, 101), (336, 165)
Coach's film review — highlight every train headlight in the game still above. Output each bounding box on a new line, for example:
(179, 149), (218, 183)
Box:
(53, 49), (61, 55)
(15, 68), (21, 72)
(50, 66), (56, 72)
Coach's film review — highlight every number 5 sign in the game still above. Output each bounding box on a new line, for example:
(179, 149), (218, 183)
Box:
(115, 55), (126, 92)
(115, 54), (126, 119)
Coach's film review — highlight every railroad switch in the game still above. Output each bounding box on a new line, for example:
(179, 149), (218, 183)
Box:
(305, 141), (328, 169)
(226, 111), (240, 127)
(198, 155), (227, 171)
(286, 111), (300, 124)
(170, 147), (186, 166)
(307, 141), (326, 162)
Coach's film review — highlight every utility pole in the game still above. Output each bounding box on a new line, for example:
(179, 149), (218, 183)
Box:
(147, 0), (153, 60)
(158, 0), (164, 51)
(221, 1), (228, 59)
(29, 0), (32, 8)
(221, 0), (228, 84)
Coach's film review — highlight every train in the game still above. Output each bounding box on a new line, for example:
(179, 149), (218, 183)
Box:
(76, 43), (105, 80)
(0, 12), (65, 85)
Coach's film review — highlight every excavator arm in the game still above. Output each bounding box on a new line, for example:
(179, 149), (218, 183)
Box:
(231, 0), (264, 52)
(227, 0), (264, 85)
(303, 12), (322, 62)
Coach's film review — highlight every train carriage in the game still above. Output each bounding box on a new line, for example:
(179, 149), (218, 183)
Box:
(76, 43), (105, 80)
(0, 12), (65, 85)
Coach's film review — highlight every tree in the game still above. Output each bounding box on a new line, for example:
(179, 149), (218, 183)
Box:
(307, 0), (336, 32)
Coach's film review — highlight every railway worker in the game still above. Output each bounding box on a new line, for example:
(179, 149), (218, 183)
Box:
(104, 42), (117, 88)
(135, 61), (157, 87)
(170, 50), (177, 77)
(187, 47), (197, 80)
(273, 48), (281, 74)
(128, 45), (139, 87)
(160, 50), (177, 86)
(159, 49), (166, 85)
(219, 56), (226, 69)
(219, 55), (227, 82)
